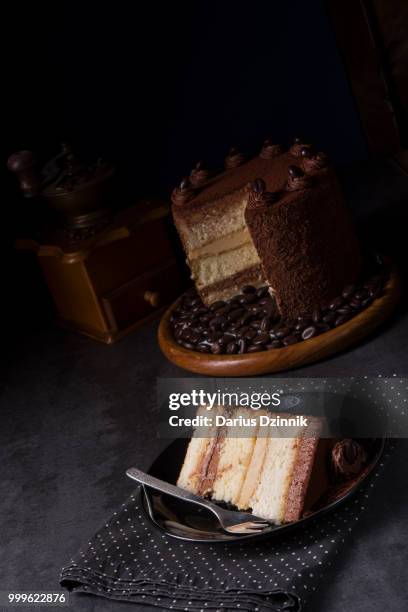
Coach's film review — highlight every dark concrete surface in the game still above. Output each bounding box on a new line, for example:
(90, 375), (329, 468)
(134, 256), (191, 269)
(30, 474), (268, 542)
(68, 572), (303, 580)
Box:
(1, 158), (408, 611)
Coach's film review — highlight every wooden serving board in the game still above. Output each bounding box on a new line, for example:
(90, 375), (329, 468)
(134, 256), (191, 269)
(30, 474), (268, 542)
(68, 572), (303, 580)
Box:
(158, 266), (401, 376)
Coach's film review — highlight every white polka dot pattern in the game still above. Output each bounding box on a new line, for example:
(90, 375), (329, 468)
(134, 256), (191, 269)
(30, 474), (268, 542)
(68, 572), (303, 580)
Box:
(60, 444), (393, 611)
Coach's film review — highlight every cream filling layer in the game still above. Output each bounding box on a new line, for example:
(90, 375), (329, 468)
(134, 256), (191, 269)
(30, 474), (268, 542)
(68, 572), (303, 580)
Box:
(189, 228), (251, 259)
(192, 242), (261, 289)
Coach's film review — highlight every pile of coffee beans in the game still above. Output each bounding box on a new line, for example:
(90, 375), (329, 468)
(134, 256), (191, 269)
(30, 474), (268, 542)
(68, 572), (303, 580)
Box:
(170, 272), (386, 355)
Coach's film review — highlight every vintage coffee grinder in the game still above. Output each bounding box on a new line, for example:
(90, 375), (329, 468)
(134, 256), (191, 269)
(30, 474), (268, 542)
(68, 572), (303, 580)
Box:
(8, 144), (115, 238)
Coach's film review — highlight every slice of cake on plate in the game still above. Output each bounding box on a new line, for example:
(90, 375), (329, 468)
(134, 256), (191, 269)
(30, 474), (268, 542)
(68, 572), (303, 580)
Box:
(177, 405), (332, 524)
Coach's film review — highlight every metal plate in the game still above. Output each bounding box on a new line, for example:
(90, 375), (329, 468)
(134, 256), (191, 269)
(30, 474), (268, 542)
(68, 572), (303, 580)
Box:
(140, 438), (385, 543)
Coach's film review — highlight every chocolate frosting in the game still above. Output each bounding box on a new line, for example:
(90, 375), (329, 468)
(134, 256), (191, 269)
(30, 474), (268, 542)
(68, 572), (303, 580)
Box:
(190, 161), (210, 186)
(171, 177), (195, 205)
(286, 165), (312, 191)
(247, 178), (279, 209)
(302, 151), (329, 172)
(259, 139), (283, 159)
(332, 439), (367, 479)
(290, 138), (310, 157)
(225, 147), (245, 169)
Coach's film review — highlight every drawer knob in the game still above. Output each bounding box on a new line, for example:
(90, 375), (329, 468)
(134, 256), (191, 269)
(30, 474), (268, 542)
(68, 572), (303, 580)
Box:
(144, 290), (160, 308)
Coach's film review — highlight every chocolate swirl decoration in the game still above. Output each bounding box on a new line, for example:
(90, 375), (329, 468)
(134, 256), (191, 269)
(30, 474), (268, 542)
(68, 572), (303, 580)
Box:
(259, 139), (284, 159)
(189, 161), (210, 186)
(301, 147), (329, 172)
(332, 439), (367, 479)
(246, 178), (279, 209)
(171, 177), (195, 205)
(225, 147), (245, 169)
(290, 137), (311, 158)
(286, 165), (313, 191)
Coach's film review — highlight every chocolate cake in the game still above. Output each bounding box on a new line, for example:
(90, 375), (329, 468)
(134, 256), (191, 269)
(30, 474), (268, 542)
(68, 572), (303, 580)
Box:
(177, 406), (333, 524)
(171, 139), (362, 319)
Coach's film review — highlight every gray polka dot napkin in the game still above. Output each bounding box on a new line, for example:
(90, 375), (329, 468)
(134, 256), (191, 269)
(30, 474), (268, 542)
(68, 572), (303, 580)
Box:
(60, 446), (391, 612)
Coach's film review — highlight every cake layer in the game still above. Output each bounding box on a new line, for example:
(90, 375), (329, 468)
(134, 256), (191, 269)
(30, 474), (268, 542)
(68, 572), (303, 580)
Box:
(191, 242), (261, 290)
(245, 167), (362, 319)
(199, 265), (264, 304)
(177, 405), (222, 493)
(177, 407), (329, 524)
(174, 195), (248, 252)
(249, 436), (302, 523)
(189, 228), (251, 259)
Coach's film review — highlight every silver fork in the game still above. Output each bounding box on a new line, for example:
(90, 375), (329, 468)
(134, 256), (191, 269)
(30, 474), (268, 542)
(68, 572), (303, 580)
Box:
(126, 467), (271, 535)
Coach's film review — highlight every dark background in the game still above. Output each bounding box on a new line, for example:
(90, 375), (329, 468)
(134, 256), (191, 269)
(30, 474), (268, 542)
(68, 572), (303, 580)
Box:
(4, 0), (376, 334)
(6, 0), (368, 200)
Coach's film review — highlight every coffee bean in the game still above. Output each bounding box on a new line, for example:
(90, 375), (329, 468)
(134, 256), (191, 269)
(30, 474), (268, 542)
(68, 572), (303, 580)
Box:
(250, 320), (262, 329)
(242, 285), (256, 294)
(267, 340), (283, 349)
(342, 284), (356, 300)
(188, 331), (200, 343)
(199, 314), (212, 324)
(244, 328), (257, 341)
(171, 273), (387, 355)
(256, 286), (269, 298)
(329, 297), (344, 310)
(302, 326), (317, 340)
(219, 333), (235, 346)
(312, 309), (321, 324)
(239, 293), (257, 304)
(238, 312), (253, 326)
(253, 332), (270, 345)
(215, 305), (232, 317)
(283, 335), (300, 346)
(354, 290), (369, 301)
(207, 330), (223, 341)
(191, 304), (207, 314)
(337, 305), (352, 315)
(323, 312), (336, 324)
(274, 326), (292, 339)
(226, 342), (237, 354)
(262, 306), (278, 319)
(247, 305), (262, 315)
(196, 343), (211, 353)
(177, 312), (193, 322)
(316, 323), (330, 333)
(247, 344), (264, 353)
(238, 338), (247, 354)
(228, 308), (245, 321)
(228, 297), (241, 307)
(209, 316), (227, 329)
(190, 324), (204, 334)
(209, 300), (227, 312)
(334, 314), (350, 327)
(370, 287), (382, 300)
(236, 326), (250, 337)
(288, 164), (304, 178)
(210, 342), (223, 354)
